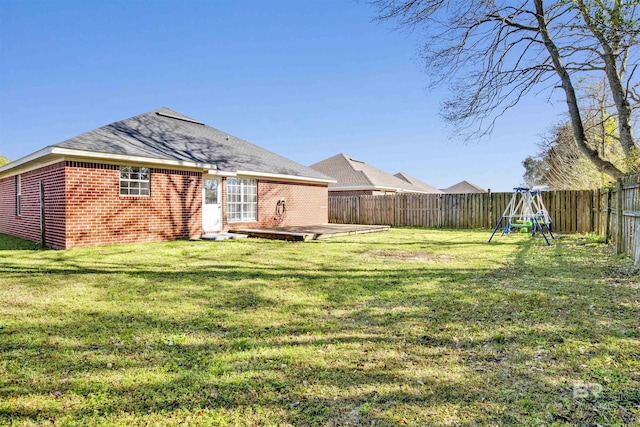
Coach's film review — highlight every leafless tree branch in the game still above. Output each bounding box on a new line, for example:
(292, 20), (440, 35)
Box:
(372, 0), (640, 179)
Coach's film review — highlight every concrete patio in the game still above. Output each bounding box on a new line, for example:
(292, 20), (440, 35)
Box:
(228, 224), (390, 241)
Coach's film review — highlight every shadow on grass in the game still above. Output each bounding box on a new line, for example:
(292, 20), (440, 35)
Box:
(1, 233), (638, 425)
(0, 312), (560, 424)
(0, 233), (43, 251)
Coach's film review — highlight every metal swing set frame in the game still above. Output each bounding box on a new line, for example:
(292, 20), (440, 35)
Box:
(488, 187), (555, 245)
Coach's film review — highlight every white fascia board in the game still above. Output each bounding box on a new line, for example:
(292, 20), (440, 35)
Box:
(330, 185), (399, 192)
(329, 185), (431, 194)
(397, 189), (432, 194)
(0, 146), (56, 175)
(0, 157), (68, 179)
(0, 147), (214, 179)
(235, 170), (336, 184)
(51, 148), (215, 170)
(206, 170), (237, 177)
(0, 147), (336, 186)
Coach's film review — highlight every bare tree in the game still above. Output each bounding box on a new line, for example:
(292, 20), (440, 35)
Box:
(523, 77), (634, 189)
(523, 121), (618, 189)
(373, 0), (640, 179)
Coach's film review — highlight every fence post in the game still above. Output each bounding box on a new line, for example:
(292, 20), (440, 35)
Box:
(604, 189), (611, 244)
(487, 189), (492, 229)
(592, 190), (598, 234)
(616, 178), (624, 254)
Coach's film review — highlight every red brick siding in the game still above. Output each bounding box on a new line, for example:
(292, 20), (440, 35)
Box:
(0, 162), (66, 249)
(64, 162), (202, 248)
(222, 179), (328, 230)
(2, 162), (329, 248)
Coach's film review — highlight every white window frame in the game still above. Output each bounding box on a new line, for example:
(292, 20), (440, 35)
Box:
(16, 175), (21, 216)
(119, 166), (150, 196)
(226, 177), (257, 222)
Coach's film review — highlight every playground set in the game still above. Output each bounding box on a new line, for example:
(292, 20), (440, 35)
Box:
(488, 187), (556, 245)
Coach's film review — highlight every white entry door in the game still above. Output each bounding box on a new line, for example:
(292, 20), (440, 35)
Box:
(202, 176), (222, 234)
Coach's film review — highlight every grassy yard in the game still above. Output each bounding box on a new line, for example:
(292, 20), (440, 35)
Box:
(0, 229), (638, 426)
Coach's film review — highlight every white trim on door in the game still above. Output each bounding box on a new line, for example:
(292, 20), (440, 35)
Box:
(202, 175), (222, 234)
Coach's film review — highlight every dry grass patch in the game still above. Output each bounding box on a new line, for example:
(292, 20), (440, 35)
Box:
(364, 249), (456, 263)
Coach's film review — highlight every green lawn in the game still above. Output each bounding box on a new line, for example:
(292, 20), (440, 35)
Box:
(1, 229), (638, 426)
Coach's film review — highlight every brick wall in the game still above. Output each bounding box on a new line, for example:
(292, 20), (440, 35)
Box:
(0, 162), (66, 248)
(222, 179), (328, 230)
(2, 162), (329, 248)
(64, 162), (202, 248)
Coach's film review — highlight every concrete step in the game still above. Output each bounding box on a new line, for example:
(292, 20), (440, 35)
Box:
(201, 232), (248, 241)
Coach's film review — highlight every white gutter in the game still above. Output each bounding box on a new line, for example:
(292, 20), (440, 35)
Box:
(329, 185), (429, 194)
(0, 147), (216, 176)
(0, 146), (56, 174)
(330, 185), (399, 192)
(206, 169), (237, 177)
(0, 147), (336, 185)
(236, 170), (336, 184)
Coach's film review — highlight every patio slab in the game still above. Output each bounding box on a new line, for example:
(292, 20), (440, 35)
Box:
(229, 224), (390, 241)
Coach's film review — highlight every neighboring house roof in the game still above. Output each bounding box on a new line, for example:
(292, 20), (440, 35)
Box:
(394, 172), (443, 194)
(441, 180), (487, 193)
(309, 153), (431, 193)
(0, 107), (334, 183)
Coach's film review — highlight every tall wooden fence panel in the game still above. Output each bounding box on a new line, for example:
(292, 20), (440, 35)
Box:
(538, 190), (597, 234)
(617, 174), (640, 263)
(329, 190), (601, 234)
(599, 188), (612, 239)
(329, 196), (359, 224)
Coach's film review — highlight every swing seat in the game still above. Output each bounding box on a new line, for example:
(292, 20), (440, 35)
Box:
(510, 223), (527, 228)
(511, 219), (532, 228)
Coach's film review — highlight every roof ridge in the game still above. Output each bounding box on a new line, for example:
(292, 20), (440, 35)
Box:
(394, 172), (410, 184)
(155, 110), (205, 125)
(340, 153), (375, 186)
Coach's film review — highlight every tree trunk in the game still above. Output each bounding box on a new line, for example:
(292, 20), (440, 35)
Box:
(534, 0), (625, 179)
(574, 0), (636, 157)
(603, 52), (636, 156)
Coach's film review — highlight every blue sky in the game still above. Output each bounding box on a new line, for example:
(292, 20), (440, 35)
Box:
(0, 0), (565, 191)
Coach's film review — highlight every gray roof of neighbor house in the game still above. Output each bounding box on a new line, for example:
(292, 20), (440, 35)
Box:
(309, 153), (432, 193)
(441, 180), (487, 193)
(394, 172), (443, 194)
(0, 107), (333, 182)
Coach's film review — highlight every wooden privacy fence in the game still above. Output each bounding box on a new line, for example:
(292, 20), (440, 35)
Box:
(600, 174), (640, 263)
(329, 190), (600, 233)
(329, 175), (640, 263)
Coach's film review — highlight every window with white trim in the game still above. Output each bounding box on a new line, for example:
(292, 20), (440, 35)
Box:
(227, 178), (257, 222)
(15, 175), (21, 216)
(119, 166), (150, 196)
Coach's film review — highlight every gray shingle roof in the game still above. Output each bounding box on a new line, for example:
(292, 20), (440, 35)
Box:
(441, 180), (487, 193)
(394, 172), (443, 194)
(309, 153), (432, 193)
(52, 107), (331, 180)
